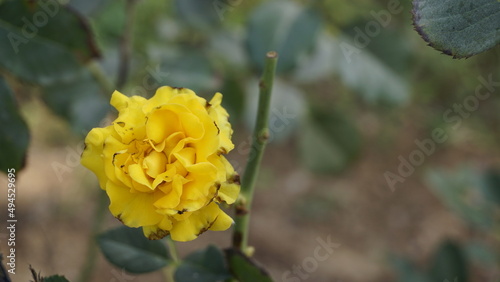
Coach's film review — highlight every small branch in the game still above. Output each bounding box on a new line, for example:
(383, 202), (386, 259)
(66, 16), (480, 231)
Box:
(116, 0), (138, 90)
(232, 51), (278, 252)
(166, 236), (179, 263)
(162, 236), (180, 282)
(88, 61), (114, 95)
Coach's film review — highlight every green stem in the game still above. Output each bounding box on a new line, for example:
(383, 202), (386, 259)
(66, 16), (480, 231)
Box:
(77, 190), (108, 282)
(232, 51), (278, 252)
(88, 61), (115, 95)
(166, 236), (179, 263)
(162, 236), (180, 282)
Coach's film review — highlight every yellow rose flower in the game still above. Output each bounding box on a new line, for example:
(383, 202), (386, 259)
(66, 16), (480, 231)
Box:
(81, 86), (240, 241)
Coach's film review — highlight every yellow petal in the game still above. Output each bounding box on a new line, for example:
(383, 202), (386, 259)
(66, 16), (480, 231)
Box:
(173, 147), (196, 168)
(143, 151), (168, 178)
(106, 181), (163, 227)
(168, 88), (207, 114)
(112, 152), (133, 187)
(128, 163), (153, 190)
(110, 90), (129, 111)
(102, 135), (129, 185)
(154, 175), (183, 210)
(152, 166), (176, 189)
(142, 216), (173, 240)
(179, 112), (204, 140)
(142, 225), (170, 240)
(81, 127), (109, 189)
(170, 202), (225, 242)
(187, 162), (218, 176)
(146, 108), (180, 144)
(111, 91), (147, 144)
(209, 209), (233, 231)
(217, 183), (240, 204)
(142, 86), (175, 114)
(207, 93), (234, 153)
(183, 172), (216, 201)
(149, 139), (166, 152)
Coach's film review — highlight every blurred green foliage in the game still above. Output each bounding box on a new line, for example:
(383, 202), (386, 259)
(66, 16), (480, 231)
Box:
(98, 226), (171, 274)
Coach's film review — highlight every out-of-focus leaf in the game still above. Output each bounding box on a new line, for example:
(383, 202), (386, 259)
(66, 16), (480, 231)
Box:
(412, 0), (500, 58)
(391, 256), (431, 282)
(355, 28), (413, 75)
(0, 0), (99, 61)
(220, 75), (245, 121)
(294, 33), (409, 105)
(428, 240), (468, 282)
(97, 226), (171, 274)
(68, 0), (110, 17)
(174, 245), (231, 282)
(225, 249), (273, 282)
(209, 31), (247, 70)
(0, 27), (80, 86)
(292, 33), (336, 83)
(298, 107), (361, 173)
(464, 241), (499, 268)
(174, 0), (220, 31)
(91, 0), (125, 43)
(0, 77), (30, 172)
(247, 1), (322, 73)
(332, 35), (409, 106)
(156, 49), (217, 93)
(245, 79), (305, 142)
(479, 169), (500, 206)
(41, 69), (110, 134)
(43, 275), (70, 282)
(425, 167), (495, 230)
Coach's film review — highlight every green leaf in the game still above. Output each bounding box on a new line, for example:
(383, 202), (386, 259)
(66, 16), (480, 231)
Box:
(43, 275), (70, 282)
(97, 226), (171, 274)
(0, 76), (29, 172)
(412, 0), (500, 58)
(0, 0), (98, 85)
(247, 1), (322, 73)
(225, 249), (273, 282)
(174, 0), (221, 31)
(428, 240), (468, 282)
(174, 245), (231, 282)
(298, 107), (361, 173)
(41, 69), (110, 134)
(425, 167), (495, 230)
(0, 28), (81, 86)
(0, 0), (99, 61)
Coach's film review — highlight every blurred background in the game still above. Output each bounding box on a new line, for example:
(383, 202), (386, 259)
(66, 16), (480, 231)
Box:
(0, 0), (499, 281)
